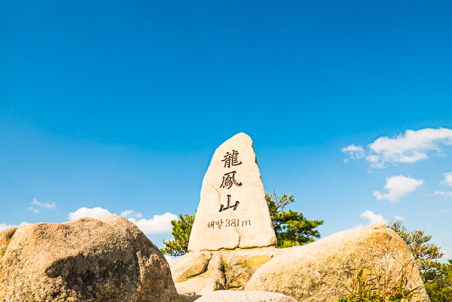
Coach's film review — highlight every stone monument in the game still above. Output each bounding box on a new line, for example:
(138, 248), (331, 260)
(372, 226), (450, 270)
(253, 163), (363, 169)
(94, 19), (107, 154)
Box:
(188, 133), (276, 252)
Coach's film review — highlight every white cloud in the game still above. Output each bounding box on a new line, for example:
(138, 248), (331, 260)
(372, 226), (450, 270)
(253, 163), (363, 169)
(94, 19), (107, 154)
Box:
(440, 209), (450, 213)
(353, 210), (388, 229)
(343, 128), (452, 168)
(31, 198), (56, 209)
(120, 210), (133, 217)
(441, 172), (452, 187)
(27, 206), (39, 213)
(68, 207), (176, 235)
(366, 155), (379, 164)
(68, 207), (113, 221)
(367, 128), (452, 168)
(393, 215), (405, 221)
(342, 144), (365, 162)
(358, 210), (388, 227)
(120, 210), (143, 219)
(128, 212), (178, 235)
(373, 175), (424, 202)
(0, 221), (30, 232)
(434, 191), (452, 199)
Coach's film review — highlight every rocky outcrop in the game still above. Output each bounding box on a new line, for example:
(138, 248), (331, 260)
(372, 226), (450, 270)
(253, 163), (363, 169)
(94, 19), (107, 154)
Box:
(221, 248), (279, 289)
(0, 227), (17, 258)
(172, 225), (429, 301)
(171, 252), (213, 283)
(194, 290), (297, 301)
(0, 215), (180, 302)
(246, 224), (429, 301)
(171, 247), (288, 295)
(175, 253), (226, 295)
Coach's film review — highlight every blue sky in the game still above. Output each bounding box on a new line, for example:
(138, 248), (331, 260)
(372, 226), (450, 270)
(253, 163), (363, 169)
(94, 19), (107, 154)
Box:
(1, 1), (451, 258)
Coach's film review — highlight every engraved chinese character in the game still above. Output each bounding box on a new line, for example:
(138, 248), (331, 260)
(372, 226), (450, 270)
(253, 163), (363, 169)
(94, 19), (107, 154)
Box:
(219, 195), (240, 212)
(219, 171), (242, 189)
(222, 150), (242, 168)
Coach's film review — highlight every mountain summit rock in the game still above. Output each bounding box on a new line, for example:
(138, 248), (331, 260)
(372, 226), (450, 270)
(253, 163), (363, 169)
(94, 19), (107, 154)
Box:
(188, 133), (276, 252)
(0, 216), (180, 302)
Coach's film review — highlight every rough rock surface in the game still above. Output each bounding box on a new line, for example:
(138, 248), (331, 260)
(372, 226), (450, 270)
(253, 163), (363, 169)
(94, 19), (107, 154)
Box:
(175, 253), (226, 295)
(246, 224), (430, 302)
(171, 252), (213, 283)
(195, 290), (297, 302)
(179, 294), (202, 302)
(0, 227), (17, 258)
(188, 132), (276, 252)
(0, 215), (180, 302)
(221, 248), (281, 290)
(171, 247), (287, 295)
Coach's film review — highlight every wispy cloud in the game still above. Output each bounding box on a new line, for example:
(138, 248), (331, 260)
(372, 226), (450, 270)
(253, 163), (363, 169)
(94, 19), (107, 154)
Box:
(27, 206), (39, 213)
(434, 191), (452, 199)
(432, 173), (452, 199)
(341, 144), (365, 162)
(373, 175), (424, 202)
(31, 198), (56, 209)
(342, 128), (452, 168)
(120, 210), (143, 219)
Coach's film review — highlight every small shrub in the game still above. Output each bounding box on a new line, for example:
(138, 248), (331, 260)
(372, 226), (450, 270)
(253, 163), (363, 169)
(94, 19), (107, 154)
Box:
(338, 256), (422, 302)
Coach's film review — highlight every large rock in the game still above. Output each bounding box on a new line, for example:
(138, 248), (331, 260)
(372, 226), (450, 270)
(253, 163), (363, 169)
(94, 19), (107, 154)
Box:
(175, 253), (226, 295)
(246, 224), (430, 301)
(188, 133), (276, 252)
(0, 216), (180, 302)
(171, 247), (288, 295)
(220, 248), (280, 290)
(0, 227), (16, 258)
(195, 290), (297, 302)
(171, 252), (213, 283)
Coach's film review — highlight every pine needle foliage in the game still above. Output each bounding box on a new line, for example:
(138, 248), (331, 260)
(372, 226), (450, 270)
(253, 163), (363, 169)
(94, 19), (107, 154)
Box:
(160, 214), (194, 257)
(265, 191), (324, 248)
(425, 260), (452, 302)
(386, 220), (444, 284)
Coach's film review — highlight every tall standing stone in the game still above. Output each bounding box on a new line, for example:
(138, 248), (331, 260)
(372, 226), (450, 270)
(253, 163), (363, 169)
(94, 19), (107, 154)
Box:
(188, 133), (276, 252)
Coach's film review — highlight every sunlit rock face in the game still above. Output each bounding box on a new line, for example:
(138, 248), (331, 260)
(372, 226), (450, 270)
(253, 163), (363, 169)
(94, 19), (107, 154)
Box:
(171, 247), (285, 295)
(246, 224), (430, 302)
(0, 216), (180, 302)
(188, 132), (276, 252)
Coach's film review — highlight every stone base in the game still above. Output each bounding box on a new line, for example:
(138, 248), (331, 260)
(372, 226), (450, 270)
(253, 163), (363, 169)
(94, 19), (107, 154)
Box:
(170, 247), (289, 295)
